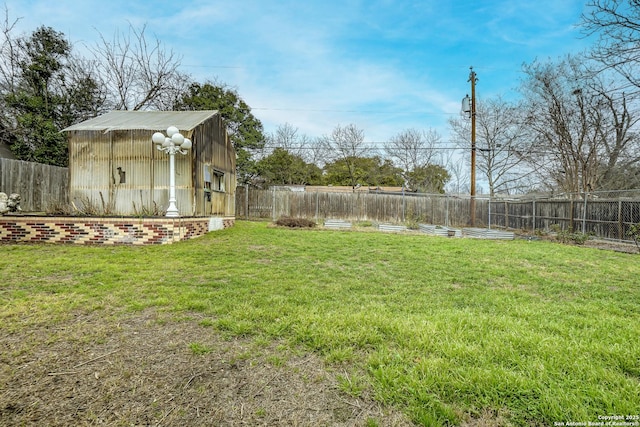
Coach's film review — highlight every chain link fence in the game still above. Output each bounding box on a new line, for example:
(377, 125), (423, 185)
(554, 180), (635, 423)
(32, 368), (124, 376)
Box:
(488, 190), (640, 242)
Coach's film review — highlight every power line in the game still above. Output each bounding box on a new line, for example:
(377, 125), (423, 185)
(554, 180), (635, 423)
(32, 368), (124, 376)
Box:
(258, 145), (572, 156)
(251, 106), (459, 115)
(183, 64), (245, 69)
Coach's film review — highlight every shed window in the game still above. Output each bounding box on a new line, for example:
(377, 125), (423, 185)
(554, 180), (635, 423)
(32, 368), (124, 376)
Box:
(204, 166), (225, 193)
(212, 169), (225, 192)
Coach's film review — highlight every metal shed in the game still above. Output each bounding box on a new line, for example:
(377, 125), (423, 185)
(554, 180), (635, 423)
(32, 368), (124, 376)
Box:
(63, 110), (236, 218)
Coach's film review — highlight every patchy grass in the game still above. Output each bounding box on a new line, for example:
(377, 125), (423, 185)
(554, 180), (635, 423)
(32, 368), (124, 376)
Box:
(1, 220), (639, 426)
(188, 342), (213, 355)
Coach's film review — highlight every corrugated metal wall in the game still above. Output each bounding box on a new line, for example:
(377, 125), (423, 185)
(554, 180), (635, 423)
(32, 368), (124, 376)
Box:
(192, 115), (236, 217)
(69, 130), (113, 212)
(68, 114), (235, 217)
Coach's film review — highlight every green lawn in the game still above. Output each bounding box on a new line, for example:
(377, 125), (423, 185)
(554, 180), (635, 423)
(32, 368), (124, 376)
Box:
(1, 220), (639, 426)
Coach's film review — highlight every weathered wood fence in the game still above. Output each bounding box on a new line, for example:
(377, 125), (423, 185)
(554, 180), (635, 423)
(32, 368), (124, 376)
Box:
(0, 158), (69, 212)
(236, 187), (640, 242)
(236, 187), (477, 225)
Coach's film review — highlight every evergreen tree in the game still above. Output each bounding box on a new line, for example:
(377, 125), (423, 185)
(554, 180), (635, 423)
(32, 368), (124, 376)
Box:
(256, 147), (322, 186)
(174, 82), (266, 184)
(323, 156), (403, 187)
(1, 26), (104, 166)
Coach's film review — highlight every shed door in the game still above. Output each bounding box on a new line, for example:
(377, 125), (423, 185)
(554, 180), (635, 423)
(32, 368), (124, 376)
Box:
(204, 166), (212, 214)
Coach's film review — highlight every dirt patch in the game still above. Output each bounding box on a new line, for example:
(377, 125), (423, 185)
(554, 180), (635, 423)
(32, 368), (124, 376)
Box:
(517, 232), (639, 254)
(459, 408), (513, 427)
(0, 310), (412, 426)
(582, 239), (639, 254)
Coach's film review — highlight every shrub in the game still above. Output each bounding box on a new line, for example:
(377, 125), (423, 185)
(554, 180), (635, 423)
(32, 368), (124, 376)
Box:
(550, 224), (591, 245)
(405, 218), (420, 230)
(557, 229), (590, 245)
(46, 200), (73, 216)
(275, 217), (316, 228)
(628, 223), (640, 253)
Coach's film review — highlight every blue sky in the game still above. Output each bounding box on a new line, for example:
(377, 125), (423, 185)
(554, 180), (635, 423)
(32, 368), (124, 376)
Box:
(5, 0), (593, 145)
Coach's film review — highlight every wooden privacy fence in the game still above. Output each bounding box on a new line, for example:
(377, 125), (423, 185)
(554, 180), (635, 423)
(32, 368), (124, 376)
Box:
(0, 158), (69, 212)
(237, 188), (640, 242)
(236, 187), (477, 226)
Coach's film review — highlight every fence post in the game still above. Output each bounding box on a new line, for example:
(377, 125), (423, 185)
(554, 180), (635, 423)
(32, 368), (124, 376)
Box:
(569, 200), (574, 231)
(272, 187), (276, 221)
(582, 192), (588, 234)
(245, 184), (249, 220)
(315, 191), (319, 223)
(402, 187), (405, 222)
(532, 198), (536, 233)
(445, 195), (449, 227)
(618, 199), (623, 240)
(504, 200), (509, 229)
(488, 196), (492, 229)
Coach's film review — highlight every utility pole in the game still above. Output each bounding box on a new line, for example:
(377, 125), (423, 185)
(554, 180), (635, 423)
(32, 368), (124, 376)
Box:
(462, 67), (478, 226)
(468, 67), (478, 226)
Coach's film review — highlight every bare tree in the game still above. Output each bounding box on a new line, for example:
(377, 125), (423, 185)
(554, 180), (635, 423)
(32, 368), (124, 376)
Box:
(0, 7), (21, 149)
(589, 83), (640, 189)
(384, 128), (452, 192)
(264, 123), (319, 164)
(59, 54), (109, 123)
(89, 23), (191, 111)
(582, 0), (640, 93)
(440, 150), (469, 194)
(449, 96), (536, 196)
(581, 1), (640, 190)
(319, 123), (368, 187)
(269, 123), (299, 151)
(384, 128), (440, 177)
(0, 6), (20, 98)
(519, 56), (640, 194)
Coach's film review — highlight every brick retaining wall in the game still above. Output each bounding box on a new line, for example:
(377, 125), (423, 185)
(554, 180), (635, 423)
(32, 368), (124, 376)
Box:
(0, 216), (235, 245)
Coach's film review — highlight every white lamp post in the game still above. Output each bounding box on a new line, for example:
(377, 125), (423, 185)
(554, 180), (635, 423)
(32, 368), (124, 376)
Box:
(152, 126), (192, 217)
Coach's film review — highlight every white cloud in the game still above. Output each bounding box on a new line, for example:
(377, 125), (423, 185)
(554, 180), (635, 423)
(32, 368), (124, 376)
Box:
(3, 0), (591, 143)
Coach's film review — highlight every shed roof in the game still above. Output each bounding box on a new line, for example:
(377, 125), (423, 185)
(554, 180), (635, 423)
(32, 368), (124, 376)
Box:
(62, 110), (219, 133)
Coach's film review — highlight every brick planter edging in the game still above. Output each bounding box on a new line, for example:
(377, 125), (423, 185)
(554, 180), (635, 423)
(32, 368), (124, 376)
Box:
(0, 216), (235, 245)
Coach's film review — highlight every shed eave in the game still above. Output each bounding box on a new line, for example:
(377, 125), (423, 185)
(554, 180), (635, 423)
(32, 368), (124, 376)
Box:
(62, 110), (220, 133)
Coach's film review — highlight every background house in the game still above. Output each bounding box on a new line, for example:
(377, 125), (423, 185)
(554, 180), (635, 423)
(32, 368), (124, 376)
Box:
(0, 123), (17, 159)
(0, 142), (15, 159)
(63, 110), (236, 218)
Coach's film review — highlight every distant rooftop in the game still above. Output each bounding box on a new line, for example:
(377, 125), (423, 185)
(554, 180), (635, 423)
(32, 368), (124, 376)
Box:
(304, 185), (405, 193)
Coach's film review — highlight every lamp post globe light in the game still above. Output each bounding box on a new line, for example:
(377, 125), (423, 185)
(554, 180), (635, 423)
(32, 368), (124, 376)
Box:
(152, 126), (192, 217)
